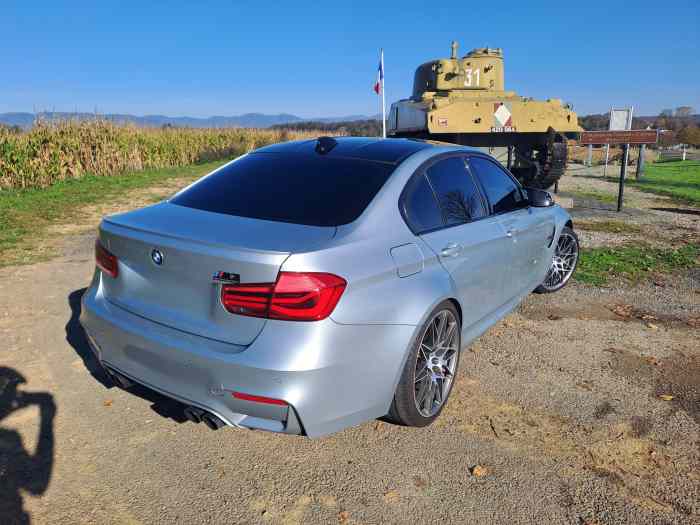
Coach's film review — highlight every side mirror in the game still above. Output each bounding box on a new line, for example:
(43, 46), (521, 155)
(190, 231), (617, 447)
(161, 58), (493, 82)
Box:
(525, 187), (555, 207)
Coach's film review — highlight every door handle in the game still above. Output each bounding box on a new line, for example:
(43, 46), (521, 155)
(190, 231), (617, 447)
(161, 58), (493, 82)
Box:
(506, 229), (515, 238)
(440, 242), (462, 258)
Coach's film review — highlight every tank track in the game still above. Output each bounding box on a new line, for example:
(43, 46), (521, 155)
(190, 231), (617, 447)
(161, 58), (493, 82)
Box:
(512, 128), (568, 189)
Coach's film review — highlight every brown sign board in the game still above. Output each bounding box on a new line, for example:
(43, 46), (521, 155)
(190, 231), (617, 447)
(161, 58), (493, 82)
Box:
(579, 130), (658, 145)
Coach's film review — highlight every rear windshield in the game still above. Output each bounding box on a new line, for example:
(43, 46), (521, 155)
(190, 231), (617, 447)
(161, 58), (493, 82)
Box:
(171, 153), (396, 227)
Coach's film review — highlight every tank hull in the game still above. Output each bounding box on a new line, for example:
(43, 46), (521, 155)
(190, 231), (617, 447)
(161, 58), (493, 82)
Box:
(388, 95), (580, 137)
(390, 131), (577, 147)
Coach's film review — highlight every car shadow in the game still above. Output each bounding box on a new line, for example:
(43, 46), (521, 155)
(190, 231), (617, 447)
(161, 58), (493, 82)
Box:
(0, 367), (56, 524)
(650, 207), (700, 216)
(66, 289), (111, 389)
(66, 288), (188, 424)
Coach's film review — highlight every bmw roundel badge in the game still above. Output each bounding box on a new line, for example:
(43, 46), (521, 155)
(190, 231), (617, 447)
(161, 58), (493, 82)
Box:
(151, 248), (164, 266)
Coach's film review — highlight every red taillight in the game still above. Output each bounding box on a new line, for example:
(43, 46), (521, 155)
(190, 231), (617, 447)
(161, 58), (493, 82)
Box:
(95, 239), (118, 278)
(232, 391), (288, 406)
(220, 282), (274, 318)
(221, 271), (346, 321)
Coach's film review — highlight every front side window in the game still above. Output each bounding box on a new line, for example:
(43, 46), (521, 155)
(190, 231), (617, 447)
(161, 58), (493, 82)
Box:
(468, 157), (527, 215)
(424, 156), (486, 227)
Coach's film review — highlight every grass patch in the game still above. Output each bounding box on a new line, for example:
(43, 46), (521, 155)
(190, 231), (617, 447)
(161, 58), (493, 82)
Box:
(575, 220), (642, 234)
(0, 160), (226, 267)
(568, 189), (618, 204)
(629, 160), (700, 205)
(575, 243), (699, 286)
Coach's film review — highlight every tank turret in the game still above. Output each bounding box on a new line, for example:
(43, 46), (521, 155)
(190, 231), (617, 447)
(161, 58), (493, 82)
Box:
(412, 43), (505, 98)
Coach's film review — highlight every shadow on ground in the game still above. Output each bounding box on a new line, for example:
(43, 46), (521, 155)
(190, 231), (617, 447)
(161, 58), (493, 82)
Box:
(651, 207), (700, 216)
(0, 367), (55, 524)
(66, 288), (188, 424)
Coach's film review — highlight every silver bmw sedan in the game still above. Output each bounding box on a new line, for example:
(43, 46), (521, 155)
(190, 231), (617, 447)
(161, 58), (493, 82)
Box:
(80, 137), (578, 437)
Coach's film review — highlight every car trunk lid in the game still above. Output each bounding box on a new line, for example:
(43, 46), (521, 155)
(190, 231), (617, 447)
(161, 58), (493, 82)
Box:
(98, 202), (336, 346)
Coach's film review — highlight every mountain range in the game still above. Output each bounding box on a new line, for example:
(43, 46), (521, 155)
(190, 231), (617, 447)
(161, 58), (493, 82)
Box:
(0, 112), (380, 129)
(3, 111), (696, 131)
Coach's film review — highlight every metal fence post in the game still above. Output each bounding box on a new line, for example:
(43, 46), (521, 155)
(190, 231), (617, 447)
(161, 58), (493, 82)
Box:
(617, 145), (629, 212)
(603, 144), (610, 177)
(507, 145), (513, 170)
(635, 144), (645, 179)
(586, 144), (592, 167)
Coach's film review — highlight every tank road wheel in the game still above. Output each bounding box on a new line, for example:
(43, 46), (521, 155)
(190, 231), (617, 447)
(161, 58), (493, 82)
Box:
(511, 147), (539, 186)
(539, 128), (568, 188)
(535, 227), (579, 293)
(387, 301), (461, 427)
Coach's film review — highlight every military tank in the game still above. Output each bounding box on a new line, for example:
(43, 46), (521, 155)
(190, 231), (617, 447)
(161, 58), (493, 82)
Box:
(388, 42), (581, 189)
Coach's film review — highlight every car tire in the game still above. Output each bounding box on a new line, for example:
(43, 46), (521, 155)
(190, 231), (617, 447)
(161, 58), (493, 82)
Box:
(535, 226), (579, 294)
(386, 301), (461, 427)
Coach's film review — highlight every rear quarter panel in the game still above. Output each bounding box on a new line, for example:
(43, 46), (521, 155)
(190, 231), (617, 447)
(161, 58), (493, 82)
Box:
(281, 235), (455, 326)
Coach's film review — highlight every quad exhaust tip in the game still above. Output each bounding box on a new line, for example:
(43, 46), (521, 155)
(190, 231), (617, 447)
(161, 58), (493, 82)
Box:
(107, 369), (134, 389)
(183, 406), (204, 424)
(201, 413), (226, 430)
(184, 406), (226, 430)
(103, 369), (226, 431)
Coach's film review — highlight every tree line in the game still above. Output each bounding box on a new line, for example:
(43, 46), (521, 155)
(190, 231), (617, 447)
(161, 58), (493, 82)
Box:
(270, 119), (382, 137)
(579, 107), (700, 147)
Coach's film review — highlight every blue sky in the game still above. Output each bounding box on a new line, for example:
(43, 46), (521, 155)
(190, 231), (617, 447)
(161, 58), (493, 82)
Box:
(1, 1), (698, 118)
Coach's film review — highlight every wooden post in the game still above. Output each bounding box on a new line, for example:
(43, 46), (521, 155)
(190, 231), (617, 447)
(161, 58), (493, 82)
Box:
(617, 145), (629, 212)
(635, 144), (646, 179)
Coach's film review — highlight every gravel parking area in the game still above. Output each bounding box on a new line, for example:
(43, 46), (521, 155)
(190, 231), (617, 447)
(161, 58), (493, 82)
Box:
(1, 171), (698, 524)
(560, 164), (699, 249)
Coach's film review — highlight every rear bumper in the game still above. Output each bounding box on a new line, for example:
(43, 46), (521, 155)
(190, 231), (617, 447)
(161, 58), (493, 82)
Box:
(80, 275), (416, 437)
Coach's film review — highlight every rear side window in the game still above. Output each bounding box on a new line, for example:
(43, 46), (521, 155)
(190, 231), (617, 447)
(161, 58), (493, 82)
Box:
(401, 174), (442, 233)
(171, 153), (395, 227)
(469, 157), (527, 215)
(425, 157), (486, 226)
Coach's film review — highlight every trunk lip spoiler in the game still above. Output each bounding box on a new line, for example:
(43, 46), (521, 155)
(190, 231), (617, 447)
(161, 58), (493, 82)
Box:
(100, 218), (292, 256)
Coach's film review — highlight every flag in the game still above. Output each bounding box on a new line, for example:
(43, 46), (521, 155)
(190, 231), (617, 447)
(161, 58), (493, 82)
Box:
(373, 50), (384, 95)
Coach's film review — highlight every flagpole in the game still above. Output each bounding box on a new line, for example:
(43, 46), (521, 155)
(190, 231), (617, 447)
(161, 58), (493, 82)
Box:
(380, 48), (386, 138)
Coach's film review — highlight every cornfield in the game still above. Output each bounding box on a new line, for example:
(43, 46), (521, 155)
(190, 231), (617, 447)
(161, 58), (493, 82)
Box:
(0, 120), (322, 190)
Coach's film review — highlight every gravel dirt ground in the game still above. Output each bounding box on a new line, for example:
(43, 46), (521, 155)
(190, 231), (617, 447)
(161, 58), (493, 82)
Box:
(1, 168), (698, 524)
